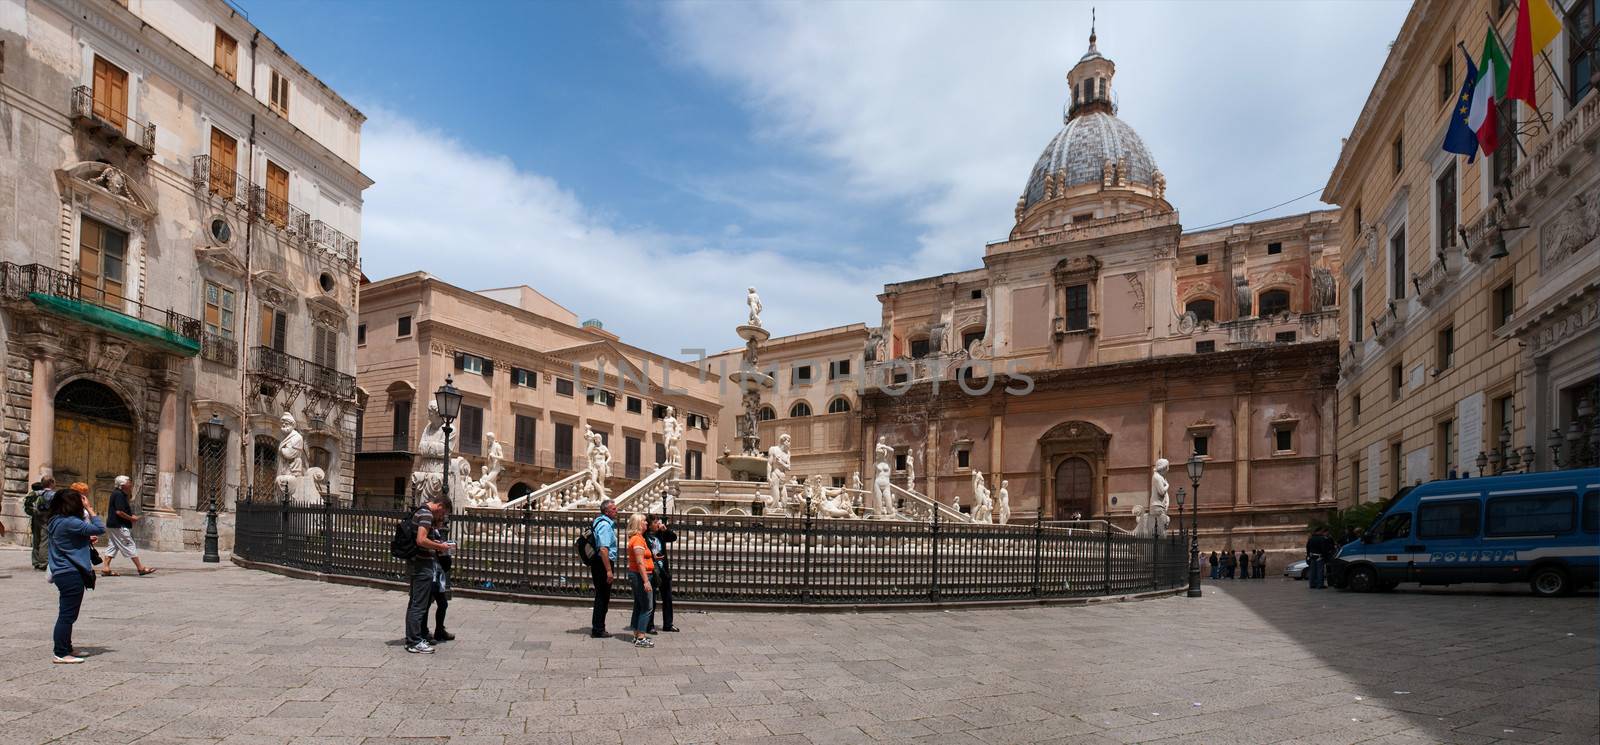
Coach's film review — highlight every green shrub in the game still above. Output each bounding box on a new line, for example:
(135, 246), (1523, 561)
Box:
(1307, 501), (1387, 538)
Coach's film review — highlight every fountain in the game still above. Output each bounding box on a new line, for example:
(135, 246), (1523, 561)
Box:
(717, 286), (775, 482)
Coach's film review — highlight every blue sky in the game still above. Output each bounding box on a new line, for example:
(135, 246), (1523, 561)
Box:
(243, 0), (1412, 353)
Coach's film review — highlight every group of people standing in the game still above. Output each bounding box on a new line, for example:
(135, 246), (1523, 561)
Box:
(1208, 548), (1267, 579)
(588, 499), (678, 648)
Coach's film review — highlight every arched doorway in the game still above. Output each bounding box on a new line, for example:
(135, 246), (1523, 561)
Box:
(53, 379), (136, 515)
(508, 482), (532, 501)
(1053, 457), (1093, 519)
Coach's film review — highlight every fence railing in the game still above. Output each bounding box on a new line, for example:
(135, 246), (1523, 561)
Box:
(233, 498), (1189, 606)
(249, 345), (356, 400)
(0, 262), (204, 346)
(188, 156), (359, 265)
(70, 85), (156, 154)
(200, 333), (238, 367)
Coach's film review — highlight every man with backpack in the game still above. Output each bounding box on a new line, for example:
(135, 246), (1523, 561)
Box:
(397, 494), (454, 654)
(25, 477), (55, 571)
(588, 499), (618, 638)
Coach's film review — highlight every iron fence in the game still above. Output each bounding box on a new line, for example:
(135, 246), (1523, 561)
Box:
(234, 494), (1188, 606)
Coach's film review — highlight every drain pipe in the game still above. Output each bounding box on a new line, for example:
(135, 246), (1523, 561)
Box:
(236, 29), (261, 506)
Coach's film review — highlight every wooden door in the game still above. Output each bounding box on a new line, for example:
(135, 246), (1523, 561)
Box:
(265, 161), (289, 227)
(92, 56), (128, 131)
(53, 416), (135, 517)
(78, 217), (128, 308)
(1053, 457), (1094, 520)
(209, 128), (237, 198)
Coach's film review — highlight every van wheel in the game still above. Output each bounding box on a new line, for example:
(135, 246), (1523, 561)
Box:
(1530, 566), (1571, 597)
(1347, 566), (1378, 593)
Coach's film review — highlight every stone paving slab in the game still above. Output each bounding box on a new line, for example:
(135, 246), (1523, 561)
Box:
(1, 548), (1595, 745)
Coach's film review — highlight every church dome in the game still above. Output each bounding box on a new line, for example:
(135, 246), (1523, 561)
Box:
(1021, 112), (1160, 212)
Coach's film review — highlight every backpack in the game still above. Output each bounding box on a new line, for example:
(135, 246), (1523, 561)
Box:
(390, 517), (418, 560)
(575, 516), (605, 566)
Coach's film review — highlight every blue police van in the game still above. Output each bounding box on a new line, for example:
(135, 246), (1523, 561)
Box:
(1330, 468), (1600, 596)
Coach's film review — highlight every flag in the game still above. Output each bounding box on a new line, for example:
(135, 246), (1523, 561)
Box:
(1505, 0), (1537, 107)
(1527, 0), (1564, 58)
(1469, 30), (1510, 155)
(1443, 49), (1481, 161)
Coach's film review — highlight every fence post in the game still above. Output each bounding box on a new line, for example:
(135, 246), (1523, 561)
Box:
(1032, 518), (1043, 597)
(322, 497), (334, 574)
(521, 508), (532, 592)
(1102, 523), (1112, 596)
(801, 500), (814, 604)
(930, 499), (941, 603)
(277, 484), (289, 564)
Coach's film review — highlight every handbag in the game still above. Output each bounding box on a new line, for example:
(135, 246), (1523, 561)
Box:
(90, 547), (102, 565)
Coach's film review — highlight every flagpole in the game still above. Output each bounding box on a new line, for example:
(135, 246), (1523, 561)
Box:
(1484, 10), (1551, 136)
(1539, 49), (1576, 108)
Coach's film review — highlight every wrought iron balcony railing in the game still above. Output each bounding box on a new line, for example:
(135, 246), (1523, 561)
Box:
(201, 333), (238, 367)
(255, 186), (308, 237)
(308, 219), (359, 263)
(189, 157), (343, 257)
(248, 345), (355, 400)
(0, 262), (203, 352)
(191, 155), (253, 212)
(70, 86), (155, 156)
(356, 434), (413, 454)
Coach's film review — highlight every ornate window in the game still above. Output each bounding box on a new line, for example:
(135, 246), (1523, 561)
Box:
(789, 401), (812, 418)
(1258, 289), (1291, 317)
(757, 405), (776, 421)
(826, 397), (851, 414)
(1184, 298), (1216, 323)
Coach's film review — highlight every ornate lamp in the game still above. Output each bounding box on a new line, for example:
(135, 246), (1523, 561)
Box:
(200, 414), (228, 563)
(1548, 427), (1564, 468)
(1184, 451), (1204, 598)
(435, 375), (462, 502)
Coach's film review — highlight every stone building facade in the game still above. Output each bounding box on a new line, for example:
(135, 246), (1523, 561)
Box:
(712, 31), (1343, 548)
(355, 274), (723, 504)
(0, 0), (367, 549)
(1324, 0), (1600, 503)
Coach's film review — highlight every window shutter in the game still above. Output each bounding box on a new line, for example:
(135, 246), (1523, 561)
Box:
(272, 310), (287, 352)
(455, 353), (465, 371)
(482, 359), (494, 377)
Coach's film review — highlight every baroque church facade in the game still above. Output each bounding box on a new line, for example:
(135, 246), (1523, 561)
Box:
(718, 31), (1343, 548)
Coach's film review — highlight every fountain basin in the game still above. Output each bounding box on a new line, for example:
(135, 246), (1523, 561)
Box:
(716, 453), (769, 482)
(736, 324), (771, 343)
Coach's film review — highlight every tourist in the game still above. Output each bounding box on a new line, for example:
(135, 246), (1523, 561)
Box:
(1208, 551), (1219, 579)
(1238, 548), (1250, 580)
(100, 476), (154, 577)
(25, 477), (56, 571)
(1221, 549), (1236, 579)
(422, 511), (453, 644)
(46, 487), (103, 663)
(589, 499), (618, 638)
(404, 494), (454, 654)
(1255, 549), (1267, 579)
(625, 512), (655, 648)
(647, 514), (678, 633)
(1305, 528), (1335, 589)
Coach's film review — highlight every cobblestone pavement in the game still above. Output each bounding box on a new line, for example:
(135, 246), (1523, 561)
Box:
(0, 548), (1595, 745)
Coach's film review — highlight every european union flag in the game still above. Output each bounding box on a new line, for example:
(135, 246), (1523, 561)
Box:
(1443, 48), (1481, 162)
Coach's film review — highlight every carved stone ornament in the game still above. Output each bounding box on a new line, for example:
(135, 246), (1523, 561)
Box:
(1125, 273), (1146, 312)
(57, 162), (155, 220)
(94, 338), (131, 377)
(1053, 255), (1101, 282)
(1311, 266), (1337, 309)
(1541, 188), (1600, 273)
(1529, 296), (1599, 356)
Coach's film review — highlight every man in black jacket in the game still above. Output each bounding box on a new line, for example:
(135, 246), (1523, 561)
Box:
(646, 515), (679, 633)
(1306, 528), (1335, 589)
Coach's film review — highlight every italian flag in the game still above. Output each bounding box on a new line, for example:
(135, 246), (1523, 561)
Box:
(1467, 30), (1510, 156)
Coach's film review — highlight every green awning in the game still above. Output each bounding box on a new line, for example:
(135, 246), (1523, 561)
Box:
(28, 292), (202, 357)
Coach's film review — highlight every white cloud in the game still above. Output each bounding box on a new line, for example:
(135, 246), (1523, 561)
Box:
(660, 0), (1410, 266)
(357, 111), (882, 354)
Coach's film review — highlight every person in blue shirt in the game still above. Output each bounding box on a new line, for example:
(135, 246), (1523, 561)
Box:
(45, 487), (104, 663)
(589, 499), (618, 638)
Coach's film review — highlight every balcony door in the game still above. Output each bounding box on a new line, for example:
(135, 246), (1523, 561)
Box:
(209, 128), (237, 198)
(91, 55), (128, 131)
(265, 161), (289, 227)
(78, 216), (127, 308)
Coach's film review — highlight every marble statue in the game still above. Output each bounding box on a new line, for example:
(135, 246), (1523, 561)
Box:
(1137, 458), (1172, 538)
(905, 451), (916, 493)
(997, 480), (1011, 525)
(874, 436), (894, 467)
(410, 402), (447, 502)
(747, 286), (763, 327)
(803, 474), (827, 516)
(481, 432), (504, 503)
(582, 426), (610, 503)
(455, 457), (482, 505)
(818, 479), (857, 519)
(765, 433), (791, 514)
(275, 412), (324, 504)
(851, 471), (863, 493)
(971, 470), (993, 523)
(661, 406), (683, 468)
(871, 460), (896, 518)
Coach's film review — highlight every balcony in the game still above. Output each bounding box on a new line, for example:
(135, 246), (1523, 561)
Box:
(191, 155), (253, 212)
(254, 186), (308, 240)
(1340, 341), (1365, 378)
(1371, 301), (1406, 345)
(0, 262), (201, 356)
(200, 333), (238, 367)
(1412, 255), (1453, 307)
(1506, 89), (1600, 213)
(309, 220), (359, 263)
(248, 345), (355, 400)
(189, 156), (357, 264)
(69, 86), (155, 157)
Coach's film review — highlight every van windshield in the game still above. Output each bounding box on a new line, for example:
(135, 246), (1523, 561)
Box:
(1361, 486), (1413, 537)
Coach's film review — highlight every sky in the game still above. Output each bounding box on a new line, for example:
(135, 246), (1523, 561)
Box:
(242, 0), (1413, 356)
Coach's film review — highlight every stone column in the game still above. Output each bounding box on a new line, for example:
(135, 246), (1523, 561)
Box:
(989, 408), (1004, 506)
(924, 419), (938, 505)
(1149, 397), (1166, 465)
(1318, 390), (1335, 503)
(1233, 387), (1251, 508)
(154, 382), (179, 513)
(27, 354), (56, 482)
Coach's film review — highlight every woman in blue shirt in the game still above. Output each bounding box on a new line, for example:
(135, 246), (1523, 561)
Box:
(46, 488), (104, 663)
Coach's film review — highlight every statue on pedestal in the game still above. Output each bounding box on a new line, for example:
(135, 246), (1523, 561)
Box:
(481, 433), (504, 503)
(871, 460), (896, 518)
(275, 413), (324, 504)
(1136, 458), (1171, 537)
(818, 479), (857, 519)
(971, 470), (993, 523)
(410, 402), (447, 503)
(906, 451), (916, 493)
(661, 406), (683, 468)
(997, 480), (1011, 525)
(765, 433), (791, 514)
(873, 436), (894, 468)
(747, 286), (763, 327)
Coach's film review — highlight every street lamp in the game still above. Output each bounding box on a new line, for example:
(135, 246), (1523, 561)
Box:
(434, 375), (463, 503)
(1185, 451), (1204, 598)
(199, 414), (228, 563)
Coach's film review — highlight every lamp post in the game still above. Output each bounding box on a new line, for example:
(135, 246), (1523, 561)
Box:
(434, 375), (463, 504)
(1185, 452), (1204, 598)
(200, 414), (228, 563)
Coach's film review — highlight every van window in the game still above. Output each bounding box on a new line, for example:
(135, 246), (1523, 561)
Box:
(1376, 512), (1412, 541)
(1418, 499), (1481, 539)
(1583, 491), (1598, 533)
(1485, 492), (1576, 536)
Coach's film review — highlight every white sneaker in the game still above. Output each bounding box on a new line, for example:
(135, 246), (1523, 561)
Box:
(406, 641), (435, 654)
(53, 655), (85, 664)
